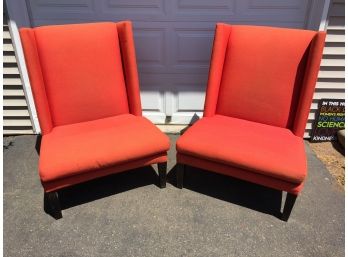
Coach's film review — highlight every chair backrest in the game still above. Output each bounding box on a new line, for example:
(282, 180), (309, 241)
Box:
(204, 24), (326, 137)
(20, 21), (142, 135)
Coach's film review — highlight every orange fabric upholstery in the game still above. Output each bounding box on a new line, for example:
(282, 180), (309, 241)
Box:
(178, 24), (326, 195)
(24, 22), (129, 127)
(20, 21), (170, 193)
(116, 22), (142, 116)
(177, 115), (306, 184)
(292, 32), (327, 137)
(20, 21), (145, 133)
(177, 154), (304, 195)
(216, 26), (318, 128)
(44, 153), (168, 192)
(204, 23), (231, 117)
(40, 114), (169, 183)
(20, 29), (53, 134)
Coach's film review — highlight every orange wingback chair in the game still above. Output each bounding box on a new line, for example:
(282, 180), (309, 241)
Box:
(176, 24), (325, 221)
(20, 21), (170, 219)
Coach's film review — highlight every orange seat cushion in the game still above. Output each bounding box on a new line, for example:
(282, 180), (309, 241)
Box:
(176, 115), (307, 184)
(39, 114), (170, 182)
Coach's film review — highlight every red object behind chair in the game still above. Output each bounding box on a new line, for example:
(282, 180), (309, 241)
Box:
(20, 21), (170, 218)
(176, 24), (325, 221)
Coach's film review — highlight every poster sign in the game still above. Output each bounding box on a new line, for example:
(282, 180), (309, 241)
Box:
(311, 99), (345, 142)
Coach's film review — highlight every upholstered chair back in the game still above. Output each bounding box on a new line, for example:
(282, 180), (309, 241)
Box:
(20, 22), (141, 134)
(204, 24), (326, 137)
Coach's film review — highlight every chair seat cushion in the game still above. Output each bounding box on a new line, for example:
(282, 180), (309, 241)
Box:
(176, 115), (307, 184)
(39, 114), (170, 182)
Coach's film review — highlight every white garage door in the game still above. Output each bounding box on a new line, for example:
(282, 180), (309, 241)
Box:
(7, 0), (325, 125)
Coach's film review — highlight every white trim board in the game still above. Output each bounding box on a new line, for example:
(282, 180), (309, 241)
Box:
(6, 1), (40, 133)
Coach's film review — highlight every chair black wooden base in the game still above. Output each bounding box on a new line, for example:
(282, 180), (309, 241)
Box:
(44, 191), (62, 219)
(281, 193), (297, 222)
(176, 163), (185, 189)
(158, 162), (167, 188)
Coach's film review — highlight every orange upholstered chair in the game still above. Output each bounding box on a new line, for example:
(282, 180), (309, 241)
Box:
(20, 21), (170, 218)
(176, 24), (325, 221)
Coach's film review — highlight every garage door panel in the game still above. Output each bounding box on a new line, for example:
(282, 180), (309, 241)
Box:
(138, 74), (167, 122)
(171, 85), (205, 124)
(138, 73), (171, 89)
(172, 29), (213, 67)
(229, 20), (304, 28)
(247, 0), (306, 9)
(133, 27), (167, 72)
(168, 23), (214, 75)
(140, 90), (165, 112)
(238, 0), (310, 22)
(173, 0), (236, 16)
(29, 0), (96, 20)
(169, 74), (207, 118)
(176, 90), (205, 111)
(170, 74), (207, 114)
(100, 0), (166, 20)
(32, 19), (94, 26)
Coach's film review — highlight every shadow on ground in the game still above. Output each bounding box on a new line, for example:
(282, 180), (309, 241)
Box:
(167, 165), (282, 218)
(54, 164), (282, 219)
(331, 140), (345, 156)
(56, 166), (160, 211)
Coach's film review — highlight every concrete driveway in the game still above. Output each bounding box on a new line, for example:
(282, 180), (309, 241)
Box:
(4, 135), (344, 257)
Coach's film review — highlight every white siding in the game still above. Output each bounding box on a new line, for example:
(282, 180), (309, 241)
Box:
(306, 0), (345, 138)
(3, 11), (33, 135)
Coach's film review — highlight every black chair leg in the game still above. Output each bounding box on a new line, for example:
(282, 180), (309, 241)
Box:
(158, 162), (167, 188)
(281, 193), (297, 221)
(176, 163), (185, 189)
(44, 191), (62, 219)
